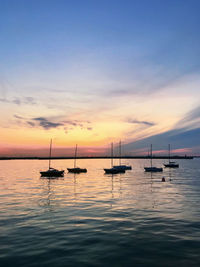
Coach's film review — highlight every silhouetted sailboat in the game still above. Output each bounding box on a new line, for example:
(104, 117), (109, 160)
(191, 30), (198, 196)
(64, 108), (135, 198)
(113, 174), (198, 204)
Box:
(67, 144), (87, 173)
(164, 144), (179, 168)
(104, 143), (123, 174)
(113, 140), (132, 171)
(40, 139), (64, 177)
(144, 144), (163, 172)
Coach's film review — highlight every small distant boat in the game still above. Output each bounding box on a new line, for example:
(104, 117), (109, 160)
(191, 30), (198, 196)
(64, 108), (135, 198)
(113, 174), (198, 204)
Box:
(164, 162), (179, 168)
(113, 165), (132, 171)
(113, 140), (132, 171)
(67, 144), (87, 173)
(104, 143), (124, 174)
(164, 144), (179, 168)
(104, 167), (120, 174)
(144, 144), (163, 172)
(67, 167), (87, 173)
(40, 167), (65, 177)
(40, 139), (64, 177)
(144, 166), (163, 172)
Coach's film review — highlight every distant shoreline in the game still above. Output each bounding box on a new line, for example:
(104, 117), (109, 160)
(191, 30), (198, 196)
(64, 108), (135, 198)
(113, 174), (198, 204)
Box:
(0, 156), (195, 160)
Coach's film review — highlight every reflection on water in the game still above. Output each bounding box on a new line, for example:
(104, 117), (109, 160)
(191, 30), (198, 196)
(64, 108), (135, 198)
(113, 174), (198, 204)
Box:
(0, 159), (200, 266)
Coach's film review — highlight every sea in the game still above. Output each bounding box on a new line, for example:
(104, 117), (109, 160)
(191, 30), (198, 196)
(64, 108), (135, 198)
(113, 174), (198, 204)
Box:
(0, 158), (200, 267)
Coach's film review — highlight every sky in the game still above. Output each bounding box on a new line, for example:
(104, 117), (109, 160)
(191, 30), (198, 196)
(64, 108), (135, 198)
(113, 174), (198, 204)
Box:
(0, 0), (200, 156)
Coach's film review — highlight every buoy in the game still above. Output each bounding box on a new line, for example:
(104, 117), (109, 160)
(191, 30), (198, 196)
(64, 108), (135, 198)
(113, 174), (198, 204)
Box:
(162, 177), (165, 182)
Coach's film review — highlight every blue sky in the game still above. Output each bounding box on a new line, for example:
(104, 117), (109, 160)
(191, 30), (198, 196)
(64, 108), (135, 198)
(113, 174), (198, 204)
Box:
(1, 0), (200, 72)
(0, 0), (200, 155)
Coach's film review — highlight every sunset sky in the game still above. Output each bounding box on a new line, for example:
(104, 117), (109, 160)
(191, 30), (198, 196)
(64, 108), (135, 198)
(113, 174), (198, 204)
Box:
(0, 0), (200, 156)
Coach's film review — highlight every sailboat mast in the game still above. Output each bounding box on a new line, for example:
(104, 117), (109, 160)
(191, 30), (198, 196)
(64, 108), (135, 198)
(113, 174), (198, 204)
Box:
(150, 144), (152, 168)
(74, 144), (77, 168)
(119, 140), (121, 165)
(168, 144), (170, 163)
(111, 143), (113, 168)
(49, 139), (52, 169)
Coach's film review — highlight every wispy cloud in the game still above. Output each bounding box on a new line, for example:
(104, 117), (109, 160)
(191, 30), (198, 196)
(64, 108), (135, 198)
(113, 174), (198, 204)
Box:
(12, 98), (21, 105)
(32, 117), (64, 129)
(126, 118), (155, 126)
(27, 121), (35, 127)
(14, 114), (92, 132)
(103, 67), (185, 98)
(14, 114), (25, 119)
(0, 98), (9, 103)
(24, 97), (37, 105)
(125, 126), (200, 153)
(0, 97), (37, 105)
(174, 105), (200, 130)
(124, 105), (200, 153)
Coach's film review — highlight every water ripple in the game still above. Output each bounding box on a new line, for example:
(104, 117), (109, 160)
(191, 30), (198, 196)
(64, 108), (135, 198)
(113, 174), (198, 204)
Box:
(0, 159), (200, 266)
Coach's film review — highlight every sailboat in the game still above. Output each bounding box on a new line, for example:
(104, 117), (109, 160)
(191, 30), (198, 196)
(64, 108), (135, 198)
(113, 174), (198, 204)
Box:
(40, 139), (65, 177)
(104, 143), (123, 174)
(144, 144), (163, 172)
(113, 140), (132, 171)
(164, 144), (179, 168)
(67, 144), (87, 173)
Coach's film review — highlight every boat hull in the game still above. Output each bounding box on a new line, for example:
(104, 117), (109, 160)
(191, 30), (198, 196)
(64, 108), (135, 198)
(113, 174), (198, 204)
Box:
(104, 168), (121, 174)
(67, 168), (87, 173)
(144, 167), (163, 172)
(40, 170), (64, 177)
(164, 164), (179, 168)
(125, 166), (132, 170)
(113, 165), (132, 171)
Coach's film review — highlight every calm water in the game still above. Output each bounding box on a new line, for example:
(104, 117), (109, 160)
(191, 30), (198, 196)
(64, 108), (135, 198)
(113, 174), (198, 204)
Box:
(0, 158), (200, 266)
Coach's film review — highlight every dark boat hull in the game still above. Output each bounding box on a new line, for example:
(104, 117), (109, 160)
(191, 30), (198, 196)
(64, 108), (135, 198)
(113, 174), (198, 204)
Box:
(40, 170), (64, 177)
(113, 165), (132, 171)
(104, 168), (120, 174)
(144, 167), (163, 172)
(125, 166), (132, 170)
(67, 168), (87, 173)
(164, 164), (179, 168)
